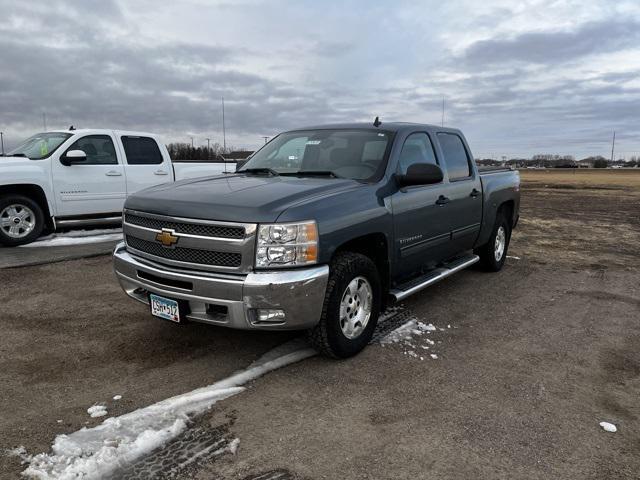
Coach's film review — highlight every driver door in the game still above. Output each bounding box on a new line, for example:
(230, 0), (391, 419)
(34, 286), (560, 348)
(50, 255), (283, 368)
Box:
(391, 132), (453, 280)
(52, 134), (127, 217)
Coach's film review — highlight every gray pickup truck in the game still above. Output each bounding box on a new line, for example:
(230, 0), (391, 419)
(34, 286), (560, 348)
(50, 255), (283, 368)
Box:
(113, 122), (520, 357)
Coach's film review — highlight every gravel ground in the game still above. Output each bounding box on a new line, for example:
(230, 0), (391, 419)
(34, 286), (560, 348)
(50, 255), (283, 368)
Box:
(1, 175), (638, 479)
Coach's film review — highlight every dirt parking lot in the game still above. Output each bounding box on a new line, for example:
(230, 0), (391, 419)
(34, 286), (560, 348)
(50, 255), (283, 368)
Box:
(1, 170), (639, 479)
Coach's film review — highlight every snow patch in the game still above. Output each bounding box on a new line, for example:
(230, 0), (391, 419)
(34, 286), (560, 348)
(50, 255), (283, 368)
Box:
(87, 405), (108, 418)
(381, 318), (447, 361)
(506, 255), (521, 260)
(22, 339), (315, 479)
(20, 228), (123, 248)
(599, 421), (617, 432)
(227, 438), (240, 455)
(113, 395), (122, 401)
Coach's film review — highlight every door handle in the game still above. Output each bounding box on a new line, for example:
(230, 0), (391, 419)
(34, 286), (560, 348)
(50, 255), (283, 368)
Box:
(470, 188), (480, 198)
(435, 195), (450, 206)
(154, 170), (169, 175)
(105, 170), (122, 176)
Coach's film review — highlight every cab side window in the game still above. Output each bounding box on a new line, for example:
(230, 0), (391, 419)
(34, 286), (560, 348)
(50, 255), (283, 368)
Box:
(437, 133), (471, 180)
(65, 135), (117, 165)
(398, 132), (438, 174)
(121, 136), (164, 165)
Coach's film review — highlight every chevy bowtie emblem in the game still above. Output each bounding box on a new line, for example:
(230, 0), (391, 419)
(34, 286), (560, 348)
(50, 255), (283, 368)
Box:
(156, 228), (179, 248)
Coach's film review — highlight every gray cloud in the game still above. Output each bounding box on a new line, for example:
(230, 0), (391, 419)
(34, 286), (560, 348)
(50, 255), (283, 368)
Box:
(0, 0), (639, 158)
(462, 19), (640, 65)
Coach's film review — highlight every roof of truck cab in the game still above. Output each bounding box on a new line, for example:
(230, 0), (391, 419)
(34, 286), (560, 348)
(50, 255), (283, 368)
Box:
(49, 128), (160, 137)
(286, 122), (462, 134)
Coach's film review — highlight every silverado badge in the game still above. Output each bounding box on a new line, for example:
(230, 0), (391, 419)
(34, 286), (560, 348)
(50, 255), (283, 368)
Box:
(155, 229), (179, 248)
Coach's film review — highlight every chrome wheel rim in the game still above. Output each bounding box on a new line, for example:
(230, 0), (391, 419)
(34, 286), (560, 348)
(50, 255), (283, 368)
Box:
(339, 276), (373, 339)
(0, 204), (36, 239)
(494, 226), (506, 261)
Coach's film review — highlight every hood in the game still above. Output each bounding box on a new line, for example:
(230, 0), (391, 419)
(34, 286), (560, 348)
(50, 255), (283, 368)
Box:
(0, 156), (35, 167)
(125, 173), (363, 223)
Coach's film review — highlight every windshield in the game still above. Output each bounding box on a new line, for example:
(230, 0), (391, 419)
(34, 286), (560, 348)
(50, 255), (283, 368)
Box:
(6, 132), (72, 160)
(240, 129), (394, 181)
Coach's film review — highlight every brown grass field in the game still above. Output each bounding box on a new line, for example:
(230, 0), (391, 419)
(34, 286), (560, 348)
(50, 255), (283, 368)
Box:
(519, 168), (640, 188)
(512, 168), (640, 270)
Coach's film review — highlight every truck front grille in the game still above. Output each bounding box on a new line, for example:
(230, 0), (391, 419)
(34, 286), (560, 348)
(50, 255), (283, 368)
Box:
(126, 236), (242, 268)
(124, 213), (245, 239)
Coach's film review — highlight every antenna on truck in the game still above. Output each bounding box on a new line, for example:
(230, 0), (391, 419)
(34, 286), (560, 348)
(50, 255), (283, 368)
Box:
(373, 116), (382, 127)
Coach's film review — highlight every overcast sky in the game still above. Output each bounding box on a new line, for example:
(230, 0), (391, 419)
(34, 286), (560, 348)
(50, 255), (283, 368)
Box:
(1, 0), (639, 158)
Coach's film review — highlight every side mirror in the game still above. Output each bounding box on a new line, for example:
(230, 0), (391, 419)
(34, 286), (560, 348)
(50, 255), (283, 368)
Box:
(397, 163), (443, 187)
(60, 149), (87, 166)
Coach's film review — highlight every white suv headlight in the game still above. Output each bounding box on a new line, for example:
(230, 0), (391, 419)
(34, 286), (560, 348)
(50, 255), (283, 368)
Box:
(255, 220), (318, 268)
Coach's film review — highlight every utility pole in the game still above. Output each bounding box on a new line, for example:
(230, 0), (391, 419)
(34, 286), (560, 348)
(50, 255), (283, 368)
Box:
(0, 132), (4, 155)
(441, 97), (445, 127)
(262, 136), (269, 144)
(205, 138), (210, 159)
(190, 136), (194, 148)
(222, 97), (226, 152)
(610, 131), (616, 163)
(43, 112), (47, 131)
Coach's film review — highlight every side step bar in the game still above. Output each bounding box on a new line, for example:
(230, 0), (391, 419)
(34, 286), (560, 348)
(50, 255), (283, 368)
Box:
(55, 216), (122, 229)
(390, 254), (480, 302)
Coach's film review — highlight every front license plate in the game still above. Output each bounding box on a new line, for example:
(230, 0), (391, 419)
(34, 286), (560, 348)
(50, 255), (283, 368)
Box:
(150, 294), (180, 323)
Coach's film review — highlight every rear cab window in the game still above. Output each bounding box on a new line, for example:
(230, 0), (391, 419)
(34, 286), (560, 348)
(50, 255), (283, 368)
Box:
(437, 133), (472, 181)
(121, 136), (164, 165)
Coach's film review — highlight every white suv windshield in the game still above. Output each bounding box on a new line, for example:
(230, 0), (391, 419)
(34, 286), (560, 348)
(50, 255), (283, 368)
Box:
(240, 129), (393, 181)
(6, 132), (72, 160)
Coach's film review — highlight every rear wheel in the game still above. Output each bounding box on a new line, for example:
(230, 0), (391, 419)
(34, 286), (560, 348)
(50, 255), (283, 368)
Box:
(307, 252), (381, 358)
(475, 212), (511, 271)
(0, 195), (45, 246)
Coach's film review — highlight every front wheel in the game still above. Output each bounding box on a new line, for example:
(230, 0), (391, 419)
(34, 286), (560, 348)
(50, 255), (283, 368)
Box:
(0, 195), (45, 247)
(307, 252), (381, 358)
(475, 212), (511, 271)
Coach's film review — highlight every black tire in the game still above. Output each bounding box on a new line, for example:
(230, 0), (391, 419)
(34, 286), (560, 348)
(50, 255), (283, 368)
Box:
(0, 195), (45, 247)
(475, 212), (511, 272)
(307, 252), (381, 358)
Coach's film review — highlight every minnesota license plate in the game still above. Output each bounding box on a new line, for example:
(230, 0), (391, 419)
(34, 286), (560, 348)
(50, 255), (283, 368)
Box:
(150, 294), (180, 323)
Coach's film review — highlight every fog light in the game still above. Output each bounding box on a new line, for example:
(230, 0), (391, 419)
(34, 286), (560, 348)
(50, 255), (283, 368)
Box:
(255, 309), (286, 323)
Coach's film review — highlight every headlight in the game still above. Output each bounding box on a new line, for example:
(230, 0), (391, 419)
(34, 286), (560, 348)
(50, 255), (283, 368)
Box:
(256, 220), (318, 268)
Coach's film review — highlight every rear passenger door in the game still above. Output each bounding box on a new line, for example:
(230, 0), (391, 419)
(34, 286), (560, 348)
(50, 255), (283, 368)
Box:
(435, 132), (482, 252)
(118, 135), (173, 194)
(391, 132), (453, 280)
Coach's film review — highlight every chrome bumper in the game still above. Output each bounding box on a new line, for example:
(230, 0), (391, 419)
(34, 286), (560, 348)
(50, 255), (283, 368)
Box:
(112, 242), (329, 330)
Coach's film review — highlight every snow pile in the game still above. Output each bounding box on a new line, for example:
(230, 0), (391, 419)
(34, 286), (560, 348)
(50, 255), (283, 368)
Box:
(87, 405), (108, 418)
(599, 421), (617, 433)
(22, 339), (315, 479)
(381, 318), (442, 360)
(20, 228), (123, 248)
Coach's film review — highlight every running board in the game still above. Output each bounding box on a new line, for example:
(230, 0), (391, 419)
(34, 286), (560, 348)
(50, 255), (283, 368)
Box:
(390, 254), (480, 302)
(55, 216), (122, 229)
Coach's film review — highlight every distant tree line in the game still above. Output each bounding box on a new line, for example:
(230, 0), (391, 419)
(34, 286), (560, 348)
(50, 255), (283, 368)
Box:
(166, 142), (240, 161)
(476, 154), (638, 169)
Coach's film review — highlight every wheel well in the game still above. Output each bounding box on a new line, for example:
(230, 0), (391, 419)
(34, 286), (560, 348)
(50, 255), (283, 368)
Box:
(0, 184), (53, 230)
(333, 233), (390, 297)
(498, 200), (514, 227)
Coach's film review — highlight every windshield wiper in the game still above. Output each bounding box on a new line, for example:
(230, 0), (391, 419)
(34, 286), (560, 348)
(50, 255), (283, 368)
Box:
(284, 170), (341, 178)
(238, 167), (280, 176)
